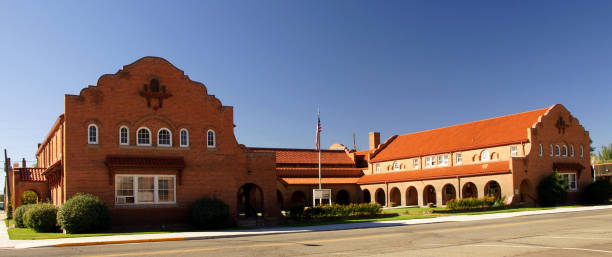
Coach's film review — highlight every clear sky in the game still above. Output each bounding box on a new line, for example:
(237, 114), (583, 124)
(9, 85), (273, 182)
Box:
(1, 1), (611, 187)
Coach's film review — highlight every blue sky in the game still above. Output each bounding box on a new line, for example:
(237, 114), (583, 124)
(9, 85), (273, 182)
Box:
(1, 1), (611, 183)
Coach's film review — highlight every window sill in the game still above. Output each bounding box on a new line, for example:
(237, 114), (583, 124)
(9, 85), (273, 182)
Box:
(119, 145), (190, 151)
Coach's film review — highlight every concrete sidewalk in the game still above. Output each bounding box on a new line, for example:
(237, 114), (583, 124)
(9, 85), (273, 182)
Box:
(1, 205), (611, 249)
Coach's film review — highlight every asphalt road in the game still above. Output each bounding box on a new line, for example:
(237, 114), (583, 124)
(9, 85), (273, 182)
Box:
(3, 209), (612, 257)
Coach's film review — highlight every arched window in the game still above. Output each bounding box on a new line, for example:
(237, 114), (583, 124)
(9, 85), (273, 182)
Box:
(137, 127), (151, 146)
(550, 144), (553, 157)
(207, 130), (216, 148)
(580, 145), (584, 158)
(481, 150), (490, 161)
(393, 161), (400, 171)
(119, 126), (129, 145)
(555, 145), (560, 156)
(570, 145), (574, 157)
(88, 124), (98, 144)
(539, 144), (543, 157)
(561, 145), (568, 157)
(158, 129), (172, 146)
(180, 129), (189, 147)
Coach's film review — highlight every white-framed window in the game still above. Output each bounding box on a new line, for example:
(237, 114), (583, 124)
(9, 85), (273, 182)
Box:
(137, 127), (152, 146)
(393, 161), (400, 171)
(580, 145), (584, 158)
(207, 130), (216, 148)
(456, 153), (462, 164)
(119, 126), (129, 145)
(559, 173), (577, 192)
(180, 129), (189, 147)
(437, 155), (449, 166)
(157, 128), (172, 147)
(550, 144), (553, 157)
(88, 124), (98, 144)
(115, 175), (176, 205)
(561, 145), (568, 157)
(555, 145), (560, 156)
(481, 150), (490, 161)
(510, 146), (518, 157)
(425, 157), (435, 167)
(570, 145), (574, 157)
(375, 163), (380, 173)
(413, 159), (419, 169)
(539, 144), (543, 157)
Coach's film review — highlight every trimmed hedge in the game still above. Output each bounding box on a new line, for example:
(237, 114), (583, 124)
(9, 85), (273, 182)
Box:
(582, 180), (612, 204)
(23, 203), (59, 232)
(446, 196), (506, 210)
(57, 194), (111, 234)
(14, 204), (34, 228)
(537, 171), (568, 206)
(191, 197), (230, 229)
(289, 203), (382, 220)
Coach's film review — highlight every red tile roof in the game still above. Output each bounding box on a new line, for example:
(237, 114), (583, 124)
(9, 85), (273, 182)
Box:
(370, 107), (550, 162)
(249, 148), (355, 165)
(18, 168), (47, 182)
(280, 177), (361, 185)
(357, 161), (510, 184)
(277, 167), (363, 178)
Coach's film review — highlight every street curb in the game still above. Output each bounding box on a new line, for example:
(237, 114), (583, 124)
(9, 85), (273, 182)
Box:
(53, 237), (185, 247)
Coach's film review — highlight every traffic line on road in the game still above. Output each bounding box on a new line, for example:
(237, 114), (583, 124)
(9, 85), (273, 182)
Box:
(54, 237), (185, 247)
(82, 212), (612, 257)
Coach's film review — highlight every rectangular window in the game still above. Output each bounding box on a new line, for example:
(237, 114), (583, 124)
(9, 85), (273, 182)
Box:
(115, 175), (176, 205)
(425, 157), (435, 167)
(375, 164), (380, 173)
(560, 173), (577, 192)
(511, 146), (518, 157)
(456, 153), (462, 164)
(437, 155), (448, 166)
(413, 159), (419, 169)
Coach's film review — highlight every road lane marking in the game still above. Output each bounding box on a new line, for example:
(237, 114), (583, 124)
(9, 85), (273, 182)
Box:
(83, 212), (612, 257)
(467, 244), (612, 254)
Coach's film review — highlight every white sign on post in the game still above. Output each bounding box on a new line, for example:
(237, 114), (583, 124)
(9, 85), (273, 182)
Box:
(313, 189), (332, 206)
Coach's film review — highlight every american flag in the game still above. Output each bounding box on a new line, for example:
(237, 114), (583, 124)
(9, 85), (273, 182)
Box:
(315, 109), (321, 151)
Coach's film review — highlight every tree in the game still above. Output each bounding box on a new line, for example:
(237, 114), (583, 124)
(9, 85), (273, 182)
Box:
(537, 171), (568, 206)
(596, 143), (612, 163)
(21, 190), (38, 205)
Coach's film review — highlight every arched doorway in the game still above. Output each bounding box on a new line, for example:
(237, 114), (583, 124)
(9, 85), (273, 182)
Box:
(406, 186), (418, 205)
(336, 190), (350, 205)
(237, 183), (264, 218)
(442, 184), (457, 205)
(519, 179), (532, 203)
(22, 190), (39, 205)
(485, 181), (502, 199)
(375, 188), (386, 206)
(462, 182), (478, 198)
(389, 187), (401, 207)
(423, 185), (437, 206)
(277, 190), (284, 210)
(290, 191), (307, 206)
(362, 189), (371, 203)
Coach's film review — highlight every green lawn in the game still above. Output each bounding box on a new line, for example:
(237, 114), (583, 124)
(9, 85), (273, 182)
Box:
(7, 227), (167, 240)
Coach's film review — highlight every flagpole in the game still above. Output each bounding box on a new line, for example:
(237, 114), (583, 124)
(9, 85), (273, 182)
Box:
(318, 108), (322, 190)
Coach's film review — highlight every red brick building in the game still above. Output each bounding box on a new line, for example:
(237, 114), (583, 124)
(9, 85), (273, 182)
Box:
(6, 57), (280, 226)
(5, 57), (594, 227)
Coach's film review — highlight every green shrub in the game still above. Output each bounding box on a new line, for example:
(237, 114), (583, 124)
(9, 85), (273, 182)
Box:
(537, 171), (568, 206)
(288, 204), (306, 219)
(191, 197), (230, 229)
(6, 199), (13, 219)
(294, 203), (382, 220)
(57, 194), (111, 234)
(14, 204), (34, 228)
(582, 180), (612, 204)
(23, 203), (58, 232)
(446, 196), (506, 210)
(21, 190), (38, 205)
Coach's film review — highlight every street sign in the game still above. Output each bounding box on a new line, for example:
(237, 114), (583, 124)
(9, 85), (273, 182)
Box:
(313, 189), (332, 206)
